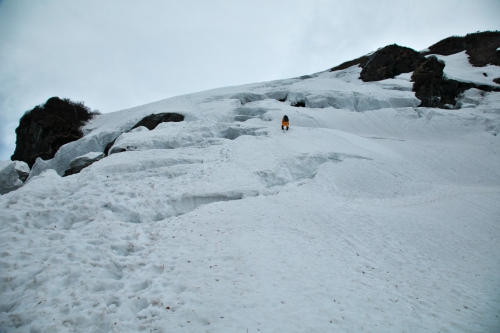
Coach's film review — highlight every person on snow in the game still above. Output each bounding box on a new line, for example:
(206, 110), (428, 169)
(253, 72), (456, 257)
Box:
(282, 115), (289, 131)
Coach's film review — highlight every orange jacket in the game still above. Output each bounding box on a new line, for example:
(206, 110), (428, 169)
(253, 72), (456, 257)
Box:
(282, 118), (289, 126)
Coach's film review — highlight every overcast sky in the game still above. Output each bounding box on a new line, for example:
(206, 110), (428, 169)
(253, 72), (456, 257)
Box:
(1, 0), (499, 161)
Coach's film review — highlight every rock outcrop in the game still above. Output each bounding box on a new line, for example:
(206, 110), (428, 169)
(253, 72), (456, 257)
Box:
(411, 56), (452, 107)
(11, 97), (99, 168)
(359, 44), (426, 82)
(330, 31), (500, 109)
(130, 113), (184, 131)
(330, 44), (425, 80)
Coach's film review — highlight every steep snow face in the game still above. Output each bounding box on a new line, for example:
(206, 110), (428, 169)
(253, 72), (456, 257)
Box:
(1, 65), (500, 332)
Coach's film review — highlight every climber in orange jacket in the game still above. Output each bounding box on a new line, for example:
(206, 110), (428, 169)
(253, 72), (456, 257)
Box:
(282, 115), (289, 131)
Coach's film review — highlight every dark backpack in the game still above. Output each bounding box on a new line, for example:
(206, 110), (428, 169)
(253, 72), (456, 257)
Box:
(283, 115), (289, 122)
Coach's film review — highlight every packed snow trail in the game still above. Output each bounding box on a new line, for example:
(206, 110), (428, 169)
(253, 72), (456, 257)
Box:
(1, 66), (500, 332)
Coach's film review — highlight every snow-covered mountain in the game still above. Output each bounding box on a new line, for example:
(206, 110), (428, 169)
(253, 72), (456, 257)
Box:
(1, 33), (500, 332)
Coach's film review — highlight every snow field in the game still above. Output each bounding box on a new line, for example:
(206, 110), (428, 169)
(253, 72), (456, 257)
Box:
(1, 64), (500, 332)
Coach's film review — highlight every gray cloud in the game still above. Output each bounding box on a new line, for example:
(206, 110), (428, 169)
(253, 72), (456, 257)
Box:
(1, 0), (499, 160)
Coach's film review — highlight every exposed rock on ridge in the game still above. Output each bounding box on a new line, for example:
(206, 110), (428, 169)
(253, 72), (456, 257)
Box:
(330, 43), (425, 79)
(11, 97), (99, 167)
(423, 31), (500, 67)
(359, 44), (426, 82)
(330, 31), (500, 108)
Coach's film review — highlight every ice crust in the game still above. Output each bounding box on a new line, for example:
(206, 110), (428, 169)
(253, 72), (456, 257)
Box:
(1, 64), (500, 332)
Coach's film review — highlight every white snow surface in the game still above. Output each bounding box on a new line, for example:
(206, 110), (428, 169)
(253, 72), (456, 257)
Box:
(1, 65), (500, 332)
(432, 51), (500, 87)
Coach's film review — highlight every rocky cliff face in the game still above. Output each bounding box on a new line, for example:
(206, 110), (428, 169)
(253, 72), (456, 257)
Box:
(11, 97), (99, 167)
(331, 31), (500, 108)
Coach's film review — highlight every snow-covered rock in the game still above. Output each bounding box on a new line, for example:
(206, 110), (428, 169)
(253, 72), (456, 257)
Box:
(13, 160), (30, 182)
(0, 161), (24, 194)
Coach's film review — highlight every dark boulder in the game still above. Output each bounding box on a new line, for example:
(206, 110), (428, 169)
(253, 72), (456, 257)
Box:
(130, 113), (184, 131)
(11, 97), (99, 168)
(360, 44), (426, 82)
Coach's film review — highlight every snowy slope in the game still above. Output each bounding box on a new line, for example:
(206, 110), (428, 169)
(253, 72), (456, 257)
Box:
(432, 51), (500, 87)
(1, 64), (500, 332)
